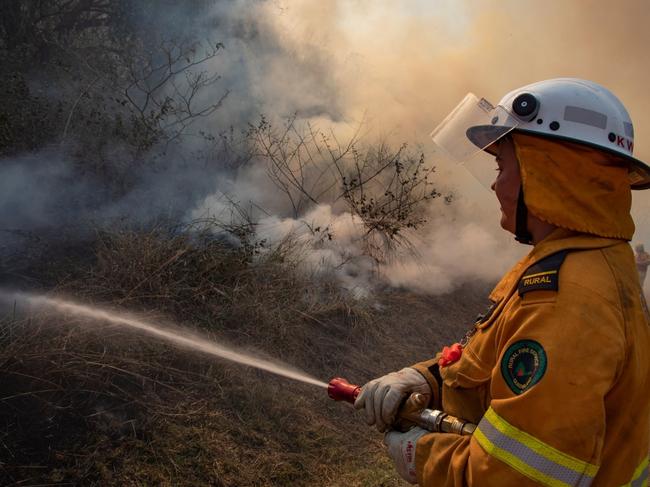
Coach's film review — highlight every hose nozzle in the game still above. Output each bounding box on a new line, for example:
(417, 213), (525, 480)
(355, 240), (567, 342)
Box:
(328, 376), (476, 436)
(328, 377), (361, 404)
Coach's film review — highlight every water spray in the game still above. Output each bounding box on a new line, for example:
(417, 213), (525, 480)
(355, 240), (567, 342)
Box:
(1, 289), (473, 436)
(0, 290), (327, 389)
(327, 377), (476, 435)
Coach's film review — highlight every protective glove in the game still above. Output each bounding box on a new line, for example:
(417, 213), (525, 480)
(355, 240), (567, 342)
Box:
(384, 427), (428, 484)
(354, 367), (431, 432)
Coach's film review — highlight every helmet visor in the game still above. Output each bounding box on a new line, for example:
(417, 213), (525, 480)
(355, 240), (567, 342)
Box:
(430, 93), (521, 161)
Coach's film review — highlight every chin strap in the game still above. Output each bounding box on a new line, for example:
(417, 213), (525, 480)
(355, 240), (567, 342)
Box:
(515, 186), (533, 245)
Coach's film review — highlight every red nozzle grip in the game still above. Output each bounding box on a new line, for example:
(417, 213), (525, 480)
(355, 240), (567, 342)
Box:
(328, 377), (361, 404)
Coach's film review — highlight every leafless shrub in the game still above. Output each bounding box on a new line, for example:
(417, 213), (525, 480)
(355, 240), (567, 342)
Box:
(248, 117), (447, 261)
(338, 142), (441, 257)
(118, 39), (228, 156)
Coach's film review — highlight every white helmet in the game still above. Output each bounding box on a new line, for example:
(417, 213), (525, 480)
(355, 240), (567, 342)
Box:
(431, 78), (650, 189)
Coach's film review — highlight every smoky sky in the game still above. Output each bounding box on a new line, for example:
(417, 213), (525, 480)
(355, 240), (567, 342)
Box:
(3, 0), (650, 293)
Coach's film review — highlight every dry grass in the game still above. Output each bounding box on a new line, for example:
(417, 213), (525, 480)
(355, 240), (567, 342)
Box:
(0, 227), (488, 486)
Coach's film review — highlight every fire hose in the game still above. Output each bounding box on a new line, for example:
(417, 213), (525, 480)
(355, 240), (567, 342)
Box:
(328, 377), (476, 436)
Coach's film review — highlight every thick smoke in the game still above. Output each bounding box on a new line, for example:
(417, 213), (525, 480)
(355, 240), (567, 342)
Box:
(3, 0), (649, 294)
(191, 0), (650, 293)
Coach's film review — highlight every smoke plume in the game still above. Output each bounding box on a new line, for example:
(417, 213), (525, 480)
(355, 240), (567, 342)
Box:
(3, 0), (649, 294)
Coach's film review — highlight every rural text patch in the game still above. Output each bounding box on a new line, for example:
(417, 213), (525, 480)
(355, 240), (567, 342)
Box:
(518, 250), (569, 295)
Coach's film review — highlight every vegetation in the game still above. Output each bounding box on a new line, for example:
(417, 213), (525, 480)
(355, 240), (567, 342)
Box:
(0, 229), (485, 485)
(0, 2), (469, 485)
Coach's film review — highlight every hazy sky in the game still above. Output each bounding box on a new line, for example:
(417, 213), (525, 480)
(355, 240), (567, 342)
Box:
(251, 0), (650, 246)
(8, 1), (646, 295)
(187, 0), (650, 294)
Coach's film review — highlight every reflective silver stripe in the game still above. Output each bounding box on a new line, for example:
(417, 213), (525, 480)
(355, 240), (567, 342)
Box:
(622, 457), (650, 487)
(477, 417), (594, 487)
(631, 462), (648, 487)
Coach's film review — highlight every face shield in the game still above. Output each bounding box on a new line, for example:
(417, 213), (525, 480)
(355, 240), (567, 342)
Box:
(430, 93), (521, 187)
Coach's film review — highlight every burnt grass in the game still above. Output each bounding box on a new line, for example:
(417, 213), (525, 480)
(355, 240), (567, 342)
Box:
(0, 229), (489, 486)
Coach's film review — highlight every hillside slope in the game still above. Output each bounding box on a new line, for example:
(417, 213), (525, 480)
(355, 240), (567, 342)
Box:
(0, 231), (490, 486)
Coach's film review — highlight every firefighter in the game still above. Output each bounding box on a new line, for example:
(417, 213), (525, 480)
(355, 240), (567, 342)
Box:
(355, 79), (650, 486)
(635, 243), (650, 286)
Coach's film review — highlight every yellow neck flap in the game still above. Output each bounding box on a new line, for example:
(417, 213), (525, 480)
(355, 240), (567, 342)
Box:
(512, 132), (634, 240)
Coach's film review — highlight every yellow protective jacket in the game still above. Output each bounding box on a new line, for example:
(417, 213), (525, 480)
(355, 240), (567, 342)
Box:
(412, 228), (650, 486)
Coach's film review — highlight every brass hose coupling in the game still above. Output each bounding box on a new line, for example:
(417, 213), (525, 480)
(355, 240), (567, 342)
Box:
(328, 377), (476, 436)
